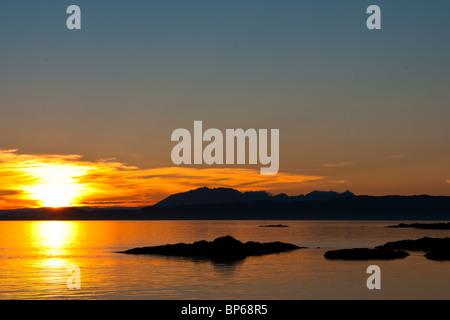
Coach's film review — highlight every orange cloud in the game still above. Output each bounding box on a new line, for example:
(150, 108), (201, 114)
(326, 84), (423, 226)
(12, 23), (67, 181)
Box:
(0, 149), (323, 209)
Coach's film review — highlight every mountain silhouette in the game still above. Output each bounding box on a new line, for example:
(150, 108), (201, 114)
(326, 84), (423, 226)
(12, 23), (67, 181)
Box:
(0, 190), (449, 220)
(154, 187), (355, 207)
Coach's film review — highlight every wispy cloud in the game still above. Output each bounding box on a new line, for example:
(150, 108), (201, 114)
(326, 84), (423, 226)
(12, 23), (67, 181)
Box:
(0, 149), (324, 209)
(381, 154), (407, 160)
(324, 180), (347, 184)
(321, 162), (355, 168)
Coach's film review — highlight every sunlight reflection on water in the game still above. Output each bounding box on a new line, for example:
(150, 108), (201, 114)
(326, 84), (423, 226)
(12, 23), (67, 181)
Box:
(0, 220), (449, 299)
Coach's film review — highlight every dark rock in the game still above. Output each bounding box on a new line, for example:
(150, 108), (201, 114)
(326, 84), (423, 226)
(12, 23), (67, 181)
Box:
(425, 249), (450, 261)
(376, 237), (450, 261)
(259, 224), (289, 227)
(387, 222), (450, 230)
(387, 223), (411, 228)
(324, 248), (409, 260)
(119, 235), (303, 262)
(376, 237), (450, 251)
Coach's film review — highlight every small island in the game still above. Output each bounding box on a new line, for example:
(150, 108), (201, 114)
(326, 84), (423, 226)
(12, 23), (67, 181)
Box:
(376, 237), (450, 251)
(376, 237), (450, 261)
(258, 224), (289, 228)
(324, 248), (409, 260)
(387, 222), (450, 230)
(119, 235), (303, 262)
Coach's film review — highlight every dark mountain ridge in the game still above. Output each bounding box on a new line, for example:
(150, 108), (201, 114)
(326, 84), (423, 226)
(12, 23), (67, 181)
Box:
(0, 188), (449, 220)
(154, 187), (355, 207)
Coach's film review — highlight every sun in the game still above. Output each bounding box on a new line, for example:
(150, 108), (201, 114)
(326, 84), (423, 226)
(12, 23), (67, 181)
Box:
(29, 183), (81, 207)
(24, 164), (90, 208)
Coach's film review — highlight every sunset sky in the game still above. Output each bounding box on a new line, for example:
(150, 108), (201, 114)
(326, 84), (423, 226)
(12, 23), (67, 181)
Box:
(1, 1), (450, 209)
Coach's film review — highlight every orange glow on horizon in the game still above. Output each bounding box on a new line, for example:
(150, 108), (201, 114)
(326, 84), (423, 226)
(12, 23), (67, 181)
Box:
(0, 149), (324, 210)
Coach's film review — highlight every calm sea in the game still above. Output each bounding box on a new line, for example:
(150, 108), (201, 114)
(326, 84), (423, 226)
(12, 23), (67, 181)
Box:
(0, 220), (449, 299)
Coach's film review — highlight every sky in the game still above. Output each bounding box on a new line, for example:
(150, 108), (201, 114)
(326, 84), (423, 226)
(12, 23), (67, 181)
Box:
(1, 1), (450, 208)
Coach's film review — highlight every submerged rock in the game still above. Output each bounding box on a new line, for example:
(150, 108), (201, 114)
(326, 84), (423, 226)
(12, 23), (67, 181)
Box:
(119, 235), (303, 262)
(324, 248), (409, 260)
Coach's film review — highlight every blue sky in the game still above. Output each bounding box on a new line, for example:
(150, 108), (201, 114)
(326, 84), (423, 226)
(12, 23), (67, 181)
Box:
(1, 1), (450, 195)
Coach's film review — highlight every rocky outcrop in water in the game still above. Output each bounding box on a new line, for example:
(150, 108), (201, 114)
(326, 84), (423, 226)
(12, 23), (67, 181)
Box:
(387, 222), (450, 230)
(376, 237), (450, 261)
(259, 224), (289, 228)
(376, 237), (450, 251)
(119, 235), (303, 262)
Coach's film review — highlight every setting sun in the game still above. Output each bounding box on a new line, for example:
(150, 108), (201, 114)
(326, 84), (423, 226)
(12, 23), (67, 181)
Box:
(0, 149), (323, 210)
(29, 183), (81, 208)
(23, 164), (91, 208)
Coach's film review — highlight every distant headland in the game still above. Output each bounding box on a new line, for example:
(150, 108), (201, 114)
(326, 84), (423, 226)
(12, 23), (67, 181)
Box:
(1, 187), (450, 220)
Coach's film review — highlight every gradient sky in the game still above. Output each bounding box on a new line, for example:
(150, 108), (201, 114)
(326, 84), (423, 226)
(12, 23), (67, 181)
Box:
(1, 1), (450, 208)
